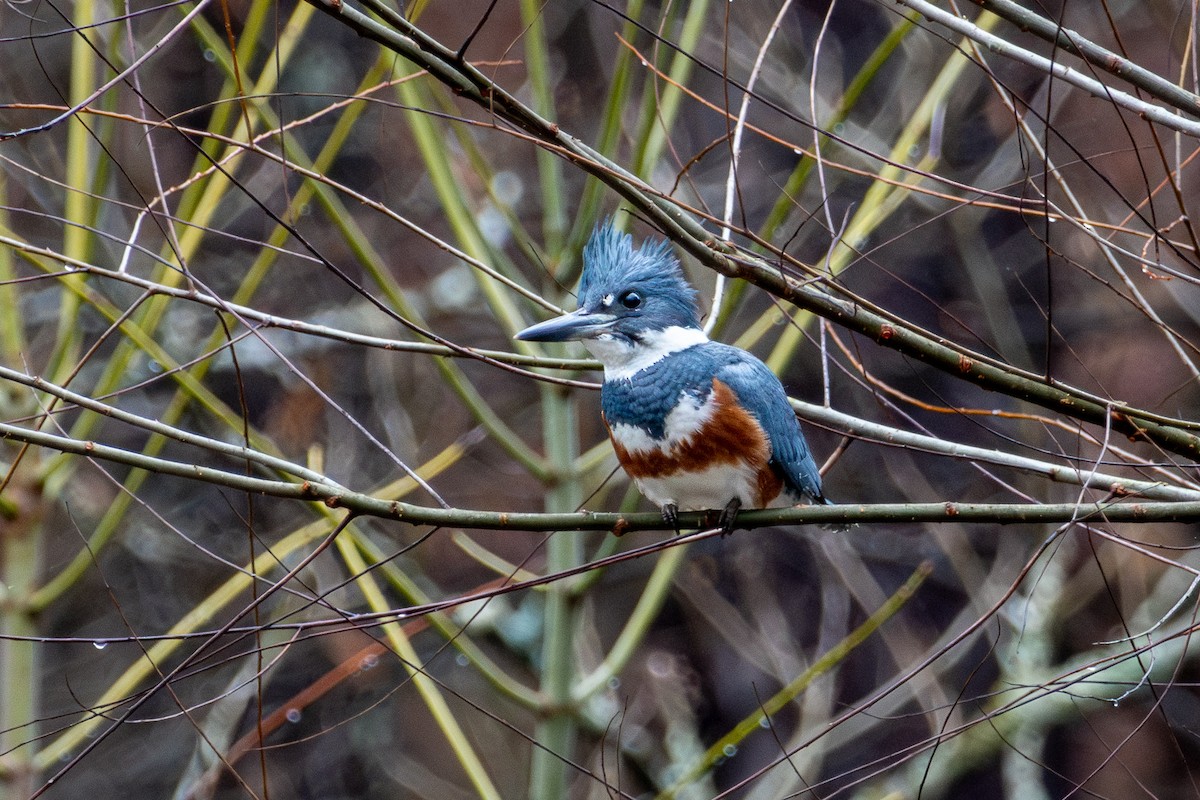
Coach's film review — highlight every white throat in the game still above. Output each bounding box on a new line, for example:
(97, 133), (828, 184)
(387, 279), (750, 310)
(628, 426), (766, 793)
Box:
(584, 325), (708, 380)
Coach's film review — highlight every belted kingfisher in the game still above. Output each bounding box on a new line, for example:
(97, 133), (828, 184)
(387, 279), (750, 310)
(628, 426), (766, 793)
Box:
(516, 219), (832, 531)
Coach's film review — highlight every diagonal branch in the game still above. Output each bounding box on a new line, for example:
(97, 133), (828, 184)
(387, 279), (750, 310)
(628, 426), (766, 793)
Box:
(896, 0), (1200, 132)
(969, 0), (1200, 119)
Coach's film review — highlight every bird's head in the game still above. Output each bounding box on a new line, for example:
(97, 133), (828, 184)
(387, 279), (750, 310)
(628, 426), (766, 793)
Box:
(516, 220), (703, 369)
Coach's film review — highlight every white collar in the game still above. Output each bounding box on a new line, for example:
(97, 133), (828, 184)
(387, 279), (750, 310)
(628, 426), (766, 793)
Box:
(583, 325), (708, 380)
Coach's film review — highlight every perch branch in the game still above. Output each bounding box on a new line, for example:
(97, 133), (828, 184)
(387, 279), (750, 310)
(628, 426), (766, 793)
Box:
(4, 417), (1200, 530)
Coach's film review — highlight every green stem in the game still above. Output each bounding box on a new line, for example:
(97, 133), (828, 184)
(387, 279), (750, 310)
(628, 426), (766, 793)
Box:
(529, 383), (582, 800)
(766, 14), (990, 372)
(29, 443), (463, 771)
(335, 532), (502, 800)
(352, 532), (543, 709)
(570, 0), (646, 251)
(571, 544), (688, 701)
(0, 476), (41, 799)
(520, 0), (566, 252)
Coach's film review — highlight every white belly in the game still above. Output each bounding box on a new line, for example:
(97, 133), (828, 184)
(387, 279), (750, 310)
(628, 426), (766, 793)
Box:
(632, 462), (789, 511)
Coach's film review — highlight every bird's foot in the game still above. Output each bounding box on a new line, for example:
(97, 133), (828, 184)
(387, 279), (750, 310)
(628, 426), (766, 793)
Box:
(661, 503), (681, 535)
(718, 498), (741, 536)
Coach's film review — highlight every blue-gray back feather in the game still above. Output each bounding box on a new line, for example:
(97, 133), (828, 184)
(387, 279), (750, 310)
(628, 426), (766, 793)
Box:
(712, 349), (827, 503)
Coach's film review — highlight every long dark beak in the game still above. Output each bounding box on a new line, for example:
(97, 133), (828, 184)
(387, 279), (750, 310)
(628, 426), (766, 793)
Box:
(515, 308), (616, 342)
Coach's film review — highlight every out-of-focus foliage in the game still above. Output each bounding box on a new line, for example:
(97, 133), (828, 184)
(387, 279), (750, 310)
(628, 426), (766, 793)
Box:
(1, 1), (1199, 798)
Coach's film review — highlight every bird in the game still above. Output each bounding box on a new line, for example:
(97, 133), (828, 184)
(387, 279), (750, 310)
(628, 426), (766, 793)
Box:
(516, 219), (833, 532)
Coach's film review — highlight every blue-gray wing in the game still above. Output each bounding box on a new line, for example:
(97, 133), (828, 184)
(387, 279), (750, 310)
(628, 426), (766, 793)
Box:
(713, 349), (828, 503)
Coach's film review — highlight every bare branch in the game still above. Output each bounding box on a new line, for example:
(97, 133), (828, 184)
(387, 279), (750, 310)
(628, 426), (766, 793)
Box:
(970, 0), (1200, 118)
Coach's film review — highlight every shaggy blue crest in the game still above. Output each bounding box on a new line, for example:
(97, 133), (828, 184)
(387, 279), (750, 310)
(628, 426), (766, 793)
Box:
(579, 219), (701, 331)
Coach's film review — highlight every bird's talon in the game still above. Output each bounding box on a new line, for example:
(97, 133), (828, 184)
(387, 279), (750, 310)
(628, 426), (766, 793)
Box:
(718, 498), (741, 536)
(662, 503), (680, 535)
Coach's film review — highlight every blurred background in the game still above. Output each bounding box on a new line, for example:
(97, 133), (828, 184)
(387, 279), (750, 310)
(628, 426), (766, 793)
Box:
(1, 0), (1199, 798)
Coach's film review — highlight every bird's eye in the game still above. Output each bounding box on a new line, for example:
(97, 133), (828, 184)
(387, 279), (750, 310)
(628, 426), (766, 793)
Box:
(619, 290), (642, 309)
